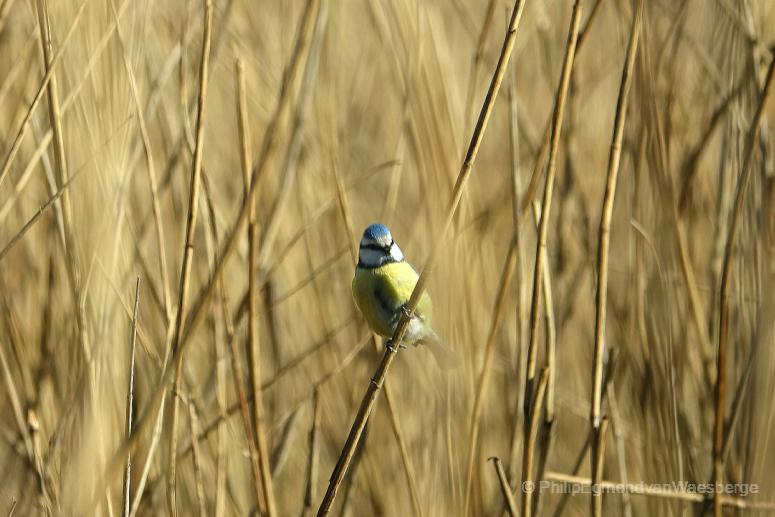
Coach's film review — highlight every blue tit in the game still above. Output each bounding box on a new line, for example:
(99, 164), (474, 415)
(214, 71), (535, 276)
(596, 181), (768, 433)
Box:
(352, 223), (457, 369)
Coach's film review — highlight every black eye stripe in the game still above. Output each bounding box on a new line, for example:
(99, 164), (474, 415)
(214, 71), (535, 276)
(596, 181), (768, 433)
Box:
(361, 244), (385, 252)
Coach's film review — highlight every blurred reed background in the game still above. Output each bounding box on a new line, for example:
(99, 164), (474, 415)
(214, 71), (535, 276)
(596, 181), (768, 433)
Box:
(1, 0), (774, 515)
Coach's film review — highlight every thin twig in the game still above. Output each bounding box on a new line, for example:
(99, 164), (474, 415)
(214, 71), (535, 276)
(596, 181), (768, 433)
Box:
(0, 168), (85, 263)
(591, 0), (642, 431)
(302, 389), (322, 517)
(489, 457), (518, 517)
(242, 67), (279, 517)
(186, 402), (207, 517)
(712, 49), (775, 517)
(235, 56), (269, 515)
(591, 417), (609, 517)
(167, 1), (213, 514)
(122, 278), (140, 517)
(589, 9), (642, 511)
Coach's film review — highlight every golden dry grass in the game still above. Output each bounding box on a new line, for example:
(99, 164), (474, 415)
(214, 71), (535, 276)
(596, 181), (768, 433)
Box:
(1, 0), (775, 515)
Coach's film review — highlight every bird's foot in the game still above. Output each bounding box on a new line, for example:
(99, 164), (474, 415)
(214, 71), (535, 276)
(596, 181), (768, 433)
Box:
(385, 339), (406, 352)
(399, 303), (412, 319)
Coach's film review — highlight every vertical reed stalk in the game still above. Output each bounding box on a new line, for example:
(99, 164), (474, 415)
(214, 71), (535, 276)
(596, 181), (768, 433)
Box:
(713, 49), (775, 517)
(167, 1), (213, 514)
(590, 7), (642, 492)
(302, 389), (322, 516)
(122, 279), (140, 517)
(524, 0), (582, 418)
(591, 417), (608, 517)
(235, 57), (270, 514)
(241, 68), (279, 517)
(520, 368), (549, 517)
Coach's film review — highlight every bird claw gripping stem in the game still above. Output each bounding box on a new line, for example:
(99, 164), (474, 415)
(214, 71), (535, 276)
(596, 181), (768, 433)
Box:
(400, 303), (412, 319)
(385, 339), (406, 352)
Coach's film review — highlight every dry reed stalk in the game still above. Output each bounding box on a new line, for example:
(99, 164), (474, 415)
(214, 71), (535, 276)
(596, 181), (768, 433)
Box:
(524, 0), (582, 419)
(111, 0), (172, 321)
(316, 0), (527, 513)
(36, 0), (71, 228)
(382, 388), (424, 517)
(721, 347), (758, 463)
(302, 389), (322, 516)
(0, 0), (131, 258)
(530, 201), (556, 517)
(36, 0), (92, 371)
(605, 374), (632, 517)
(713, 49), (775, 517)
(213, 298), (226, 517)
(256, 0), (326, 279)
(240, 63), (279, 517)
(462, 0), (498, 130)
(122, 279), (140, 517)
(520, 368), (549, 517)
(234, 57), (270, 514)
(219, 281), (266, 511)
(489, 457), (518, 517)
(0, 0), (88, 189)
(3, 0), (132, 226)
(462, 237), (518, 515)
(590, 13), (642, 509)
(575, 0), (602, 49)
(551, 352), (620, 517)
(0, 130), (52, 225)
(515, 0), (604, 225)
(6, 497), (17, 517)
(27, 411), (53, 516)
(165, 0), (319, 374)
(167, 1), (213, 514)
(186, 402), (207, 517)
(591, 417), (608, 517)
(507, 65), (526, 485)
(677, 77), (747, 213)
(196, 173), (253, 515)
(0, 168), (85, 263)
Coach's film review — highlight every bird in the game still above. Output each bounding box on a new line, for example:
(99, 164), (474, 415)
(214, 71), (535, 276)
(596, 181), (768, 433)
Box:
(351, 223), (457, 369)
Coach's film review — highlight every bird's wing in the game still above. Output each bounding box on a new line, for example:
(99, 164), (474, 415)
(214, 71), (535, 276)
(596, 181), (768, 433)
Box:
(372, 280), (400, 328)
(374, 262), (432, 325)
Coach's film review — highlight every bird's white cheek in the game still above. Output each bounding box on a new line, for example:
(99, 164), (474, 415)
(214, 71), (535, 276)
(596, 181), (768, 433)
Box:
(390, 245), (404, 262)
(359, 248), (384, 267)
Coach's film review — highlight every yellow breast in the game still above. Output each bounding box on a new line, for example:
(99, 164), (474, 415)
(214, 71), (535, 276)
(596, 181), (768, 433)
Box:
(351, 261), (433, 338)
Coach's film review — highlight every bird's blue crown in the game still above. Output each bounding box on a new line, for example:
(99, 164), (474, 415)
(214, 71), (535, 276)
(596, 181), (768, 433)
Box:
(363, 223), (391, 242)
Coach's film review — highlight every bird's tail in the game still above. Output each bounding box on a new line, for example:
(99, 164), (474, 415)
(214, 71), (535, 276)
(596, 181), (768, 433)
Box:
(422, 330), (460, 371)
